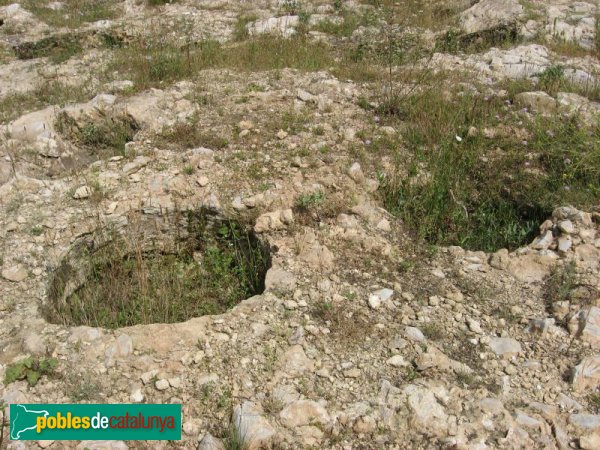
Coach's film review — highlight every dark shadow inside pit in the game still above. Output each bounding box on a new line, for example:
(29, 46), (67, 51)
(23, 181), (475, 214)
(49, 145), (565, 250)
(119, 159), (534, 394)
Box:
(45, 209), (271, 329)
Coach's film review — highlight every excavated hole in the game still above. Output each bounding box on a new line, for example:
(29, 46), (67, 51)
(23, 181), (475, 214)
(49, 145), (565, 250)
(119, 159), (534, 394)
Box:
(45, 209), (271, 329)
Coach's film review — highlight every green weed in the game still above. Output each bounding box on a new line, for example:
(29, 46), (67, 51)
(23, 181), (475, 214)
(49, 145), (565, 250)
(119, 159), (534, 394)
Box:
(4, 357), (58, 387)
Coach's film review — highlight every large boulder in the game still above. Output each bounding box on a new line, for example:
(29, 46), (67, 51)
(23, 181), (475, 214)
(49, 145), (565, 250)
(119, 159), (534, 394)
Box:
(460, 0), (524, 34)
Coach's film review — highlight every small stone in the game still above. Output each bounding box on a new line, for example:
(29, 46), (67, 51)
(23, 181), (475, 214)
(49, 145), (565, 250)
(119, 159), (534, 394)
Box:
(104, 334), (133, 367)
(232, 402), (276, 450)
(531, 230), (554, 250)
(238, 120), (254, 131)
(570, 414), (600, 431)
(558, 236), (572, 253)
(344, 368), (361, 378)
(278, 345), (314, 375)
(572, 355), (600, 392)
(140, 369), (159, 384)
(467, 318), (483, 334)
(405, 326), (426, 342)
(193, 351), (205, 364)
(155, 379), (170, 391)
(130, 388), (144, 403)
(347, 162), (364, 183)
(558, 220), (575, 234)
(488, 337), (522, 359)
(198, 433), (225, 450)
(73, 185), (92, 199)
(196, 176), (209, 187)
(265, 268), (297, 293)
(387, 355), (409, 367)
(168, 377), (181, 388)
(297, 89), (315, 103)
(527, 318), (554, 336)
(376, 218), (391, 232)
(515, 411), (542, 428)
(182, 420), (199, 436)
(579, 307), (600, 347)
(353, 416), (376, 434)
(22, 332), (46, 355)
(277, 130), (288, 140)
(123, 156), (150, 175)
(279, 400), (330, 428)
(368, 294), (381, 309)
(368, 288), (393, 309)
(2, 264), (27, 282)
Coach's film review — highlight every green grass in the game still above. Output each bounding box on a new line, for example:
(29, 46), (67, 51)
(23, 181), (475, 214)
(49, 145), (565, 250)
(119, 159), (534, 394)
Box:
(379, 83), (600, 251)
(6, 0), (121, 29)
(0, 81), (92, 123)
(47, 213), (271, 328)
(13, 33), (84, 63)
(108, 35), (333, 91)
(537, 65), (600, 101)
(233, 15), (258, 41)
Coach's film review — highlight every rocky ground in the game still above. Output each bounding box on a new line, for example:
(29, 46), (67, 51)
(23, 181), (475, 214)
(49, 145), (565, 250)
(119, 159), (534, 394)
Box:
(1, 0), (600, 449)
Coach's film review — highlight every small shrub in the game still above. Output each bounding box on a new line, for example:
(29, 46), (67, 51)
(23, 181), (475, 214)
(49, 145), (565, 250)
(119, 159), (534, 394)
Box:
(295, 191), (325, 210)
(538, 65), (565, 96)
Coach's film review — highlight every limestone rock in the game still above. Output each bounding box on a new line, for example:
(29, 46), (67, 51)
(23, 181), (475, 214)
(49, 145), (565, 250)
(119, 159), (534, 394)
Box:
(254, 209), (294, 232)
(404, 384), (448, 436)
(73, 185), (92, 199)
(232, 402), (276, 450)
(198, 433), (225, 450)
(347, 162), (364, 183)
(404, 326), (426, 342)
(265, 268), (297, 293)
(279, 400), (330, 428)
(2, 265), (27, 282)
(570, 414), (600, 432)
(22, 332), (46, 355)
(578, 307), (600, 346)
(506, 254), (554, 283)
(105, 334), (133, 367)
(460, 0), (523, 34)
(387, 355), (409, 368)
(488, 337), (522, 359)
(572, 356), (600, 392)
(123, 156), (150, 175)
(278, 345), (314, 375)
(247, 16), (299, 37)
